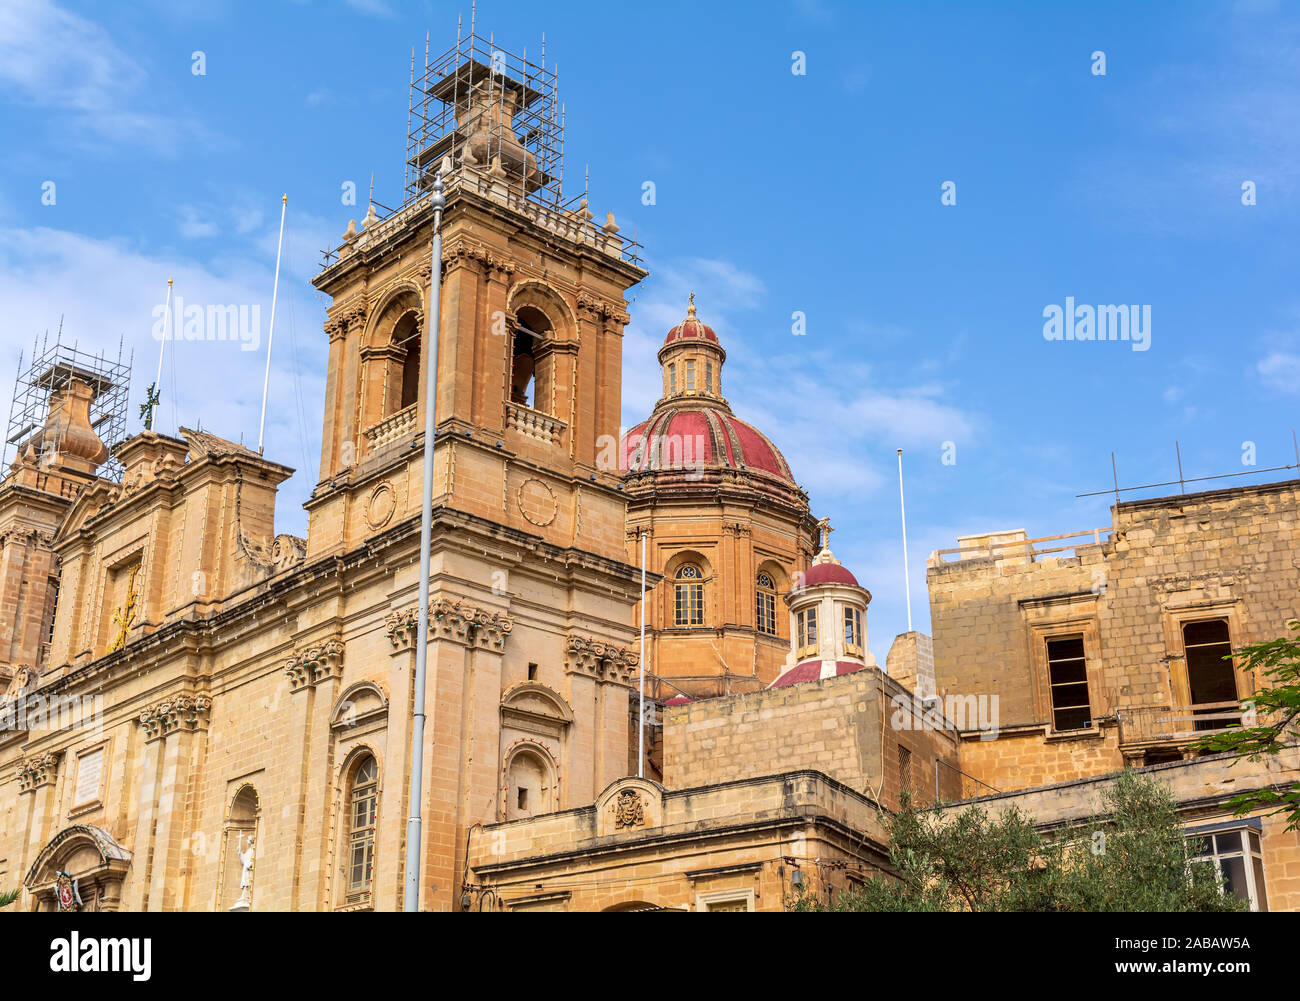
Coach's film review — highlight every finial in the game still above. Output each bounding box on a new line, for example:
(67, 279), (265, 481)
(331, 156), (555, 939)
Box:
(168, 277), (173, 286)
(815, 516), (834, 561)
(430, 169), (446, 211)
(687, 292), (696, 317)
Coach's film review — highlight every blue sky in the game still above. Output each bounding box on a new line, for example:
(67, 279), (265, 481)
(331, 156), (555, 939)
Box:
(0, 0), (1297, 664)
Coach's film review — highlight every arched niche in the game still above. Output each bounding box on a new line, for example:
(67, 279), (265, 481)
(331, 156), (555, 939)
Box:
(24, 825), (132, 912)
(501, 739), (559, 822)
(220, 784), (260, 911)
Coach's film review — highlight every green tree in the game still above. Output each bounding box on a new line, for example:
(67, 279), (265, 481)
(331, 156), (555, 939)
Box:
(791, 771), (1242, 912)
(1193, 619), (1300, 832)
(0, 889), (19, 908)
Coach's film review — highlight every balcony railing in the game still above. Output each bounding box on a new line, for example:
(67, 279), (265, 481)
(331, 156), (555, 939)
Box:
(1117, 700), (1244, 745)
(363, 404), (417, 450)
(506, 403), (567, 446)
(932, 527), (1110, 564)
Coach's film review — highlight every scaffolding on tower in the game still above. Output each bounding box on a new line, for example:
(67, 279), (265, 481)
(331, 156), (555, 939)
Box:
(321, 22), (642, 271)
(405, 26), (567, 209)
(3, 329), (132, 483)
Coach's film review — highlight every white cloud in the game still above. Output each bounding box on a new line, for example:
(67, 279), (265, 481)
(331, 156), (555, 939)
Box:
(1257, 350), (1300, 391)
(0, 0), (207, 153)
(0, 225), (325, 537)
(178, 206), (219, 240)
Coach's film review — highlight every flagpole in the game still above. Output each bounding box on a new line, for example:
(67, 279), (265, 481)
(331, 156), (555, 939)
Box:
(258, 194), (287, 455)
(151, 278), (173, 428)
(404, 172), (445, 913)
(638, 529), (647, 778)
(897, 448), (913, 632)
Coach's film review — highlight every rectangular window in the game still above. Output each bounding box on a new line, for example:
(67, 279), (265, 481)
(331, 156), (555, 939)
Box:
(705, 361), (713, 393)
(1187, 827), (1268, 911)
(797, 608), (818, 655)
(686, 360), (696, 390)
(675, 583), (704, 626)
(844, 607), (862, 650)
(74, 747), (104, 806)
(1183, 619), (1237, 730)
(668, 363), (676, 393)
(1046, 635), (1091, 731)
(756, 591), (776, 636)
(898, 745), (913, 797)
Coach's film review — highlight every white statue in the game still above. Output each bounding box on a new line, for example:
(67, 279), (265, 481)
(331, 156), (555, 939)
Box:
(229, 833), (255, 911)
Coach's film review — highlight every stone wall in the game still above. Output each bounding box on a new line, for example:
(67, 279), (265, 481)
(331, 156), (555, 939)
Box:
(662, 667), (963, 811)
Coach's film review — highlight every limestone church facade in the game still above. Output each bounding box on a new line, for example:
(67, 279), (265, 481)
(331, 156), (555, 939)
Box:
(0, 33), (662, 910)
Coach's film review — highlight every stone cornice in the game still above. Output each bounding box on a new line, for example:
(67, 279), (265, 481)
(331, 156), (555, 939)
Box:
(385, 598), (514, 652)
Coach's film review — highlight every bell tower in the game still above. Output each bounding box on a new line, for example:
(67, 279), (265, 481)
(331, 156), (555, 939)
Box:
(308, 34), (645, 561)
(306, 28), (649, 910)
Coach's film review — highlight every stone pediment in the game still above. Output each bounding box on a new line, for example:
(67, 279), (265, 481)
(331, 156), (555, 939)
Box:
(52, 479), (121, 544)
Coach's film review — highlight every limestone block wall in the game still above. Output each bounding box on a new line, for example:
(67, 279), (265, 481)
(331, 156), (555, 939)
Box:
(662, 668), (962, 811)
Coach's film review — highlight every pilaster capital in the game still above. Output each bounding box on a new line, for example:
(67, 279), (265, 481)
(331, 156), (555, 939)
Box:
(136, 693), (212, 740)
(15, 750), (61, 793)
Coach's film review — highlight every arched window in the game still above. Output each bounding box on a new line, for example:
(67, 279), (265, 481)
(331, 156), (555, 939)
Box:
(674, 564), (704, 627)
(347, 755), (379, 900)
(756, 573), (777, 636)
(668, 363), (677, 393)
(399, 331), (421, 410)
(511, 306), (554, 412)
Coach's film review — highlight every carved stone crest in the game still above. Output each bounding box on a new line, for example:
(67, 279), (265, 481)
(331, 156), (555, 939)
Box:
(612, 789), (645, 830)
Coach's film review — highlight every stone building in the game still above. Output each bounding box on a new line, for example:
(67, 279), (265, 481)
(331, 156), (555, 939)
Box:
(0, 27), (1297, 915)
(927, 481), (1299, 791)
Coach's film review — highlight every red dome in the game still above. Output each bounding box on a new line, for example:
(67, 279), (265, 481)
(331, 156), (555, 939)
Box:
(663, 695), (693, 706)
(622, 406), (795, 484)
(662, 294), (720, 348)
(664, 316), (719, 347)
(799, 562), (860, 588)
(769, 660), (868, 688)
